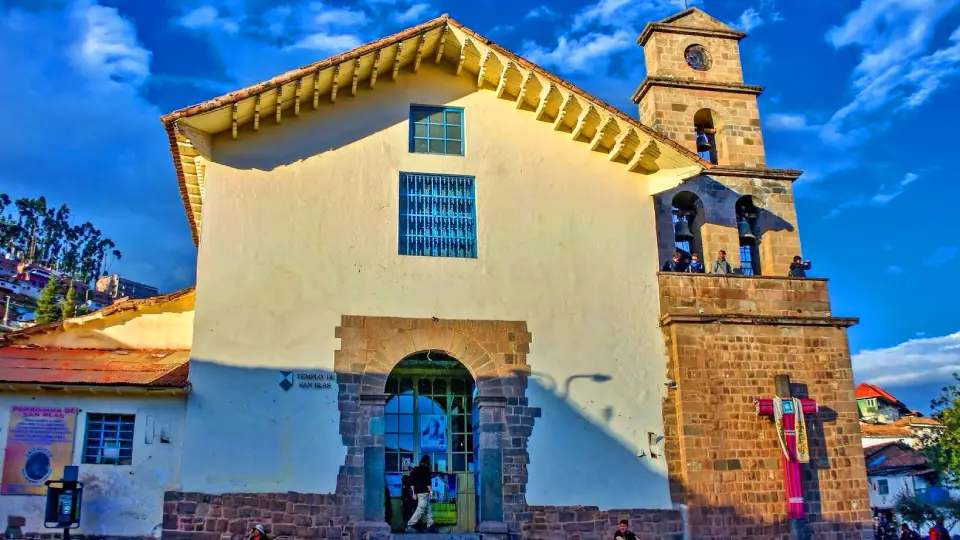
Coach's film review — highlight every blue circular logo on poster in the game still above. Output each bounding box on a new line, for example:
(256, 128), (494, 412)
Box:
(22, 447), (53, 484)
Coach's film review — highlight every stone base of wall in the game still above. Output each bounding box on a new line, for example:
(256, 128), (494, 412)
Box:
(162, 492), (347, 540)
(161, 493), (684, 540)
(521, 507), (683, 540)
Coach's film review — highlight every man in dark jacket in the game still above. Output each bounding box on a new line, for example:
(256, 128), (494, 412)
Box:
(405, 455), (434, 533)
(788, 255), (812, 278)
(614, 519), (637, 540)
(661, 252), (689, 273)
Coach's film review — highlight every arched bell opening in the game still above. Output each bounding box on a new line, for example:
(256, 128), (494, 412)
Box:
(672, 191), (704, 263)
(694, 108), (720, 165)
(384, 351), (478, 533)
(735, 195), (761, 276)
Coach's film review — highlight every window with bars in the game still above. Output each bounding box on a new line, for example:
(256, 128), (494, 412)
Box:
(399, 173), (477, 258)
(82, 413), (135, 465)
(739, 242), (755, 276)
(410, 106), (464, 156)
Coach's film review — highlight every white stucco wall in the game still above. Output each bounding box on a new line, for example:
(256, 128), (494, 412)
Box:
(185, 64), (674, 510)
(0, 393), (186, 536)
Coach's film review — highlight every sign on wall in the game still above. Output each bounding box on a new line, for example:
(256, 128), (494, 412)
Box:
(278, 371), (336, 391)
(1, 406), (78, 495)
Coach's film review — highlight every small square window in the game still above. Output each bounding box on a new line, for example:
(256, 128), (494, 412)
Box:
(878, 479), (889, 495)
(409, 106), (464, 156)
(83, 413), (135, 465)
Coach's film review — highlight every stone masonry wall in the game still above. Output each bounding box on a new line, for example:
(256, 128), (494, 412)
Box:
(521, 507), (683, 540)
(654, 173), (801, 276)
(658, 273), (831, 317)
(643, 31), (745, 86)
(659, 274), (873, 539)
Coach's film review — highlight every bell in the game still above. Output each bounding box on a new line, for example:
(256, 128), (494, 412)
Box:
(696, 132), (712, 153)
(737, 217), (756, 241)
(674, 218), (694, 242)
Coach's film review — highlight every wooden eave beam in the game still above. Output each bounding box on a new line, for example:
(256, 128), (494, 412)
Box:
(590, 116), (617, 151)
(351, 58), (361, 95)
(254, 94), (261, 130)
(392, 42), (403, 81)
(553, 93), (575, 131)
(628, 139), (662, 173)
(477, 51), (492, 87)
(294, 79), (301, 116)
(515, 70), (535, 108)
(275, 86), (283, 124)
(414, 33), (426, 72)
(609, 127), (635, 161)
(331, 65), (340, 103)
(535, 84), (557, 120)
(496, 62), (514, 98)
(370, 50), (381, 89)
(312, 68), (321, 109)
(456, 38), (470, 75)
(435, 25), (449, 63)
(571, 105), (595, 141)
(231, 103), (238, 139)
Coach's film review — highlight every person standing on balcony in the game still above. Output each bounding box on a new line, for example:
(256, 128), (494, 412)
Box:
(688, 253), (705, 273)
(788, 255), (812, 278)
(711, 250), (733, 274)
(661, 252), (689, 273)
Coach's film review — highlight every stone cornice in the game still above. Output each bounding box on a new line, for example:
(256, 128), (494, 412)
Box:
(632, 77), (764, 103)
(706, 167), (804, 182)
(655, 272), (827, 282)
(660, 313), (859, 328)
(638, 23), (747, 47)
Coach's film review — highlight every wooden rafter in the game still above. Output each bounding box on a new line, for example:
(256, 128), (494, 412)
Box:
(590, 116), (617, 151)
(331, 65), (340, 103)
(254, 94), (261, 131)
(435, 25), (448, 63)
(535, 84), (556, 120)
(370, 50), (381, 89)
(231, 103), (238, 139)
(571, 104), (594, 141)
(275, 86), (283, 123)
(515, 70), (534, 108)
(392, 42), (403, 81)
(477, 51), (491, 88)
(496, 61), (513, 98)
(553, 92), (575, 131)
(609, 128), (634, 161)
(294, 79), (302, 116)
(312, 68), (321, 109)
(351, 58), (361, 96)
(456, 37), (469, 75)
(414, 33), (426, 72)
(628, 139), (662, 173)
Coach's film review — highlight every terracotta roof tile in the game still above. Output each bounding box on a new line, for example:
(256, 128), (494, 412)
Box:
(863, 442), (930, 474)
(855, 382), (903, 405)
(0, 347), (190, 388)
(860, 423), (912, 438)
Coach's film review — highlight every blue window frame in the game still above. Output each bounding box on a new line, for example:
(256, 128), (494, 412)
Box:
(399, 172), (476, 258)
(410, 106), (464, 156)
(739, 242), (755, 276)
(82, 413), (135, 465)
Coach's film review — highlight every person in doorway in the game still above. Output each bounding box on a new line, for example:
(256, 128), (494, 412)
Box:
(401, 474), (416, 526)
(614, 519), (637, 540)
(711, 250), (733, 274)
(405, 455), (434, 533)
(661, 252), (689, 273)
(929, 518), (950, 540)
(248, 524), (268, 540)
(788, 255), (812, 278)
(900, 523), (920, 539)
(688, 253), (705, 273)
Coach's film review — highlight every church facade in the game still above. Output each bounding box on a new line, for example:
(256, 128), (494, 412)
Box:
(159, 8), (873, 540)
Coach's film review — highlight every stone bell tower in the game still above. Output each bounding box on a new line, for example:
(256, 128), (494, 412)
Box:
(633, 8), (765, 168)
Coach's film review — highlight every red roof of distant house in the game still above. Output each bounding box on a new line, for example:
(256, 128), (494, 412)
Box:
(855, 382), (904, 405)
(0, 347), (189, 388)
(864, 442), (933, 476)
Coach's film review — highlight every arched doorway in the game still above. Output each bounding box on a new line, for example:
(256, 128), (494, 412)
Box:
(384, 350), (478, 533)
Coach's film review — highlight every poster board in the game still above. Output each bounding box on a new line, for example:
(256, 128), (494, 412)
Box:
(1, 406), (78, 495)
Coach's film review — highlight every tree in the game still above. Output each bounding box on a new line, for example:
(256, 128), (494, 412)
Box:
(894, 491), (960, 533)
(922, 373), (960, 488)
(35, 276), (61, 324)
(61, 282), (77, 320)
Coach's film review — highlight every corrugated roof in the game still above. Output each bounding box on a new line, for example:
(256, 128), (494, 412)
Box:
(0, 347), (189, 388)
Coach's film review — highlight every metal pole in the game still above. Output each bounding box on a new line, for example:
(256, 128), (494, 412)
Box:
(3, 295), (9, 325)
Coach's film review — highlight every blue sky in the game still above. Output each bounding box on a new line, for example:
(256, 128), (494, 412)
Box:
(0, 0), (958, 410)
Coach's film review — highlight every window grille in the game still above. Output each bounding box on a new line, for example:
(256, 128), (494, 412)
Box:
(410, 106), (464, 156)
(399, 173), (476, 258)
(82, 413), (135, 465)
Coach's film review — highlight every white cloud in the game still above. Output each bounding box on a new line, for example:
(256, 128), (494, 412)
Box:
(176, 5), (240, 35)
(571, 0), (693, 31)
(526, 6), (559, 19)
(287, 33), (363, 52)
(730, 8), (763, 32)
(853, 332), (960, 388)
(822, 0), (960, 145)
(393, 3), (432, 24)
(886, 265), (903, 275)
(522, 30), (633, 73)
(69, 0), (151, 88)
(825, 172), (921, 217)
(764, 113), (820, 132)
(901, 172), (920, 185)
(923, 246), (958, 266)
(308, 3), (368, 28)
